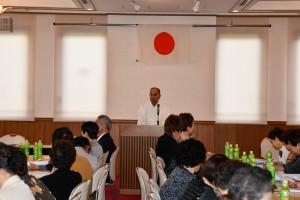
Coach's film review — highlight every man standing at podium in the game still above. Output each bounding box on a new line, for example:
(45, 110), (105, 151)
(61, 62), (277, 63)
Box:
(137, 87), (170, 126)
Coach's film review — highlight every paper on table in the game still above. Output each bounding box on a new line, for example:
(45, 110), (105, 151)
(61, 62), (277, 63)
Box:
(276, 171), (300, 182)
(29, 160), (49, 166)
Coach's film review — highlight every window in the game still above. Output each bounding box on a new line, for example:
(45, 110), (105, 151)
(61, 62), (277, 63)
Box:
(215, 28), (268, 123)
(54, 26), (107, 121)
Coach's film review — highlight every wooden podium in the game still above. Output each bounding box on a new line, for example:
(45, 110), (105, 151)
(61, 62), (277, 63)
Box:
(119, 125), (163, 194)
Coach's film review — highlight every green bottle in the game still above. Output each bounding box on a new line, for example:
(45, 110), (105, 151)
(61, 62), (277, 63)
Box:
(280, 180), (290, 200)
(233, 144), (240, 160)
(248, 151), (255, 163)
(241, 151), (248, 163)
(266, 148), (272, 162)
(33, 142), (38, 161)
(228, 144), (234, 159)
(225, 142), (229, 157)
(37, 140), (43, 160)
(23, 140), (30, 159)
(250, 158), (257, 167)
(267, 162), (276, 186)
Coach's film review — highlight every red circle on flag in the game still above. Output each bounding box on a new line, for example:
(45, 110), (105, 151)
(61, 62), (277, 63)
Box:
(154, 32), (175, 55)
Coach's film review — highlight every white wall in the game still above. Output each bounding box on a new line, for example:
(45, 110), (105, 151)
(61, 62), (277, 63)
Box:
(2, 14), (291, 121)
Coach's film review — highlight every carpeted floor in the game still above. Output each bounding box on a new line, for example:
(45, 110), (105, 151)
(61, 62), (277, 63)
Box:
(105, 176), (140, 200)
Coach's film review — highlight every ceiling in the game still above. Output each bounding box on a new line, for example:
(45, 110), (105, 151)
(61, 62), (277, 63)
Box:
(3, 0), (300, 16)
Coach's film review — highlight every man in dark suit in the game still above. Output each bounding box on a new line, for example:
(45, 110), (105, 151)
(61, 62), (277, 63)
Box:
(96, 115), (117, 163)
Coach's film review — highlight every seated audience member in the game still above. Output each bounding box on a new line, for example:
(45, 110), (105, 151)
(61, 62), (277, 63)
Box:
(7, 144), (55, 200)
(159, 139), (216, 200)
(267, 127), (289, 164)
(156, 114), (181, 176)
(74, 136), (97, 172)
(179, 112), (196, 139)
(282, 129), (297, 164)
(0, 142), (35, 200)
(30, 127), (93, 181)
(260, 137), (279, 162)
(81, 121), (103, 159)
(199, 154), (229, 196)
(40, 140), (82, 200)
(215, 160), (250, 196)
(219, 167), (273, 200)
(282, 129), (300, 174)
(172, 112), (195, 142)
(96, 115), (117, 163)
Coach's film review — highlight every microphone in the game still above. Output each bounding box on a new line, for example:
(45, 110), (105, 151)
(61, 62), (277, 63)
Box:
(157, 104), (160, 125)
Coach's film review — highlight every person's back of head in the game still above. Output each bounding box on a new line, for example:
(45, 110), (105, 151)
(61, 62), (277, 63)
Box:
(74, 136), (90, 148)
(50, 139), (76, 169)
(175, 139), (206, 169)
(227, 167), (273, 200)
(52, 127), (73, 146)
(164, 114), (181, 136)
(97, 115), (112, 131)
(7, 144), (28, 176)
(0, 142), (22, 176)
(215, 160), (250, 192)
(200, 154), (229, 184)
(179, 113), (194, 132)
(81, 121), (99, 139)
(287, 129), (300, 149)
(282, 129), (293, 145)
(267, 127), (284, 141)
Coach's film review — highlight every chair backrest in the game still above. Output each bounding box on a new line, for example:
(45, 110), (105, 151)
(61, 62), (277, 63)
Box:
(0, 134), (25, 146)
(156, 156), (165, 169)
(97, 151), (109, 169)
(136, 167), (150, 200)
(149, 192), (161, 200)
(109, 147), (119, 183)
(156, 161), (167, 188)
(149, 178), (160, 195)
(148, 148), (157, 182)
(68, 178), (91, 200)
(95, 168), (109, 200)
(92, 164), (109, 192)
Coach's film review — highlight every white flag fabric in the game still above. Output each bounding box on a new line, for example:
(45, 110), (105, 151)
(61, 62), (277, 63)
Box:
(137, 25), (192, 64)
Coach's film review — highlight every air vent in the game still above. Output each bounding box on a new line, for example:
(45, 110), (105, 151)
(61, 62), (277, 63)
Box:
(81, 0), (88, 4)
(0, 17), (13, 32)
(240, 0), (249, 6)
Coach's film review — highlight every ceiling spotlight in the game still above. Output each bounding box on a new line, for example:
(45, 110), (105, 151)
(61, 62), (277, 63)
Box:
(193, 0), (200, 13)
(130, 1), (141, 12)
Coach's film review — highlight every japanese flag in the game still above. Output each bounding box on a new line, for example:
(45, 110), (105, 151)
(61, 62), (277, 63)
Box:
(137, 25), (192, 64)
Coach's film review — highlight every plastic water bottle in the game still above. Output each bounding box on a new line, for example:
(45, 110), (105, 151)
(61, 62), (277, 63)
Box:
(266, 148), (272, 162)
(23, 140), (30, 159)
(267, 162), (276, 186)
(37, 140), (43, 160)
(241, 151), (248, 163)
(250, 158), (257, 167)
(228, 144), (234, 159)
(280, 180), (290, 200)
(233, 144), (240, 160)
(248, 151), (255, 163)
(33, 142), (38, 161)
(225, 142), (229, 157)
